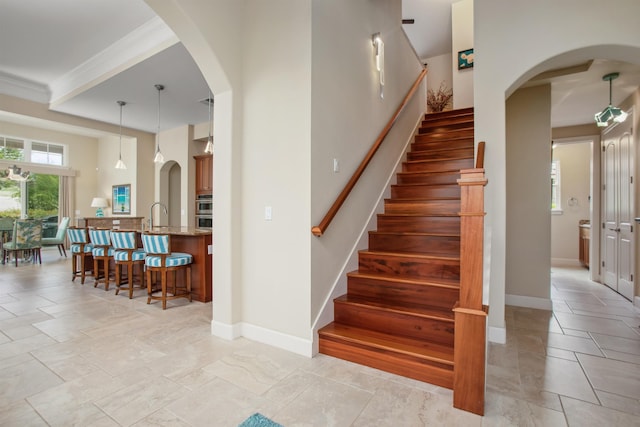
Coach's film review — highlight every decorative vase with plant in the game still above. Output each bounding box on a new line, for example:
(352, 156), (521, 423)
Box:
(427, 81), (453, 113)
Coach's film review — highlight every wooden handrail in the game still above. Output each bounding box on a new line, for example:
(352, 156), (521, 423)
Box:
(475, 141), (485, 169)
(311, 68), (427, 237)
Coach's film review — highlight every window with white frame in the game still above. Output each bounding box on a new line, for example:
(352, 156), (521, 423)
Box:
(551, 159), (561, 212)
(0, 135), (65, 166)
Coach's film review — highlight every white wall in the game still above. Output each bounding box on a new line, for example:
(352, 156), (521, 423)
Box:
(452, 0), (473, 109)
(97, 134), (138, 216)
(424, 53), (453, 112)
(551, 142), (591, 263)
(310, 0), (424, 334)
(505, 84), (552, 308)
(474, 0), (640, 339)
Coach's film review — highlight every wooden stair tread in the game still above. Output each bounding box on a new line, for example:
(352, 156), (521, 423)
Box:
(335, 294), (455, 322)
(360, 249), (459, 262)
(405, 156), (473, 164)
(369, 230), (460, 238)
(347, 271), (460, 289)
(319, 323), (454, 365)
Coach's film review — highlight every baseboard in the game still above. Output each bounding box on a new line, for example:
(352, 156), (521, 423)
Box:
(505, 294), (553, 310)
(551, 258), (581, 268)
(211, 320), (313, 358)
(488, 326), (506, 344)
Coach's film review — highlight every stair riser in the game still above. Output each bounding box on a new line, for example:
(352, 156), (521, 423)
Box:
(318, 337), (453, 388)
(422, 113), (473, 124)
(407, 148), (474, 161)
(359, 252), (460, 280)
(417, 129), (474, 139)
(412, 137), (474, 151)
(376, 215), (460, 234)
(391, 185), (460, 199)
(419, 117), (473, 133)
(424, 108), (473, 121)
(403, 158), (474, 173)
(397, 173), (459, 185)
(347, 276), (459, 309)
(384, 200), (460, 215)
(334, 300), (454, 345)
(368, 233), (460, 254)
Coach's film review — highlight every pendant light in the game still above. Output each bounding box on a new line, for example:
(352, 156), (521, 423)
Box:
(115, 101), (127, 169)
(594, 72), (628, 127)
(204, 91), (214, 154)
(153, 84), (165, 164)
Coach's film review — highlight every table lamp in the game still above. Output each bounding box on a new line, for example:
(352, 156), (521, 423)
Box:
(91, 197), (109, 217)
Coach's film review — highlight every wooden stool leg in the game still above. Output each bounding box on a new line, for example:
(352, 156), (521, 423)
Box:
(80, 254), (86, 284)
(127, 262), (134, 299)
(115, 263), (121, 295)
(187, 266), (192, 302)
(161, 269), (167, 310)
(146, 269), (152, 304)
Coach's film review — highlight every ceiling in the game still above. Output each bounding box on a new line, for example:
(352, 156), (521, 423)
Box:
(0, 0), (639, 136)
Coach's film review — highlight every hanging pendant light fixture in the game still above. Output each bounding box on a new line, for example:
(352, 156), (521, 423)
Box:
(594, 72), (628, 127)
(115, 101), (127, 169)
(153, 84), (165, 164)
(204, 91), (214, 155)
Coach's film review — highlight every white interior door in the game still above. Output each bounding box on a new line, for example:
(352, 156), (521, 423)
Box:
(601, 119), (635, 301)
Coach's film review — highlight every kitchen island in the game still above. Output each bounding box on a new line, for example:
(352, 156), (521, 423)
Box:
(145, 226), (212, 303)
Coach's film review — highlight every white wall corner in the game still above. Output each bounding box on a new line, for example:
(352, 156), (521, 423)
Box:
(211, 319), (241, 340)
(488, 326), (506, 344)
(634, 296), (640, 309)
(505, 294), (553, 310)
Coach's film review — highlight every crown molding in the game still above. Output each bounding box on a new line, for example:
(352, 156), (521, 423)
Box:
(0, 72), (50, 103)
(49, 16), (179, 107)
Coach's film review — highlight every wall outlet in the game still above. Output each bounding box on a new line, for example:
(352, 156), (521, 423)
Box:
(265, 206), (272, 221)
(333, 158), (340, 173)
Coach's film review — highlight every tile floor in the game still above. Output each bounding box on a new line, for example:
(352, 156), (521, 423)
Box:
(0, 249), (639, 426)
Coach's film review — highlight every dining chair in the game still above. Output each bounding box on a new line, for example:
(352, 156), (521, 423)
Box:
(2, 219), (43, 266)
(67, 227), (93, 283)
(42, 216), (70, 257)
(110, 230), (146, 299)
(141, 233), (192, 309)
(0, 217), (15, 255)
(89, 228), (114, 291)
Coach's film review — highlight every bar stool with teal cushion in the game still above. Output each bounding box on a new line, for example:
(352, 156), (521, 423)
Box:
(89, 228), (114, 291)
(67, 227), (93, 283)
(141, 233), (192, 309)
(110, 230), (146, 299)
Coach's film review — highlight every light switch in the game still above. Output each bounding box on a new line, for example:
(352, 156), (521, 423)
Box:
(265, 206), (272, 221)
(333, 158), (340, 173)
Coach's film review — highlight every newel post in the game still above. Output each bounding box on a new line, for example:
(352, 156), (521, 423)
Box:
(453, 166), (488, 415)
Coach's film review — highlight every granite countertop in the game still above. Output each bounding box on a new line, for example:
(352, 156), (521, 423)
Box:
(145, 226), (212, 236)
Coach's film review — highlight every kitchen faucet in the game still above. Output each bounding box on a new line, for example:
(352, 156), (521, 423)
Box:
(149, 202), (168, 229)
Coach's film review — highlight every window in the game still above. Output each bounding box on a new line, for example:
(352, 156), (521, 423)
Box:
(551, 160), (561, 213)
(31, 141), (64, 166)
(0, 136), (25, 161)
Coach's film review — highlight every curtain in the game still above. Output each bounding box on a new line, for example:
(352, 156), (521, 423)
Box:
(58, 176), (74, 247)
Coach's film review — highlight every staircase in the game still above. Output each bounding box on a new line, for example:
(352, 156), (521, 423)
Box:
(318, 107), (475, 389)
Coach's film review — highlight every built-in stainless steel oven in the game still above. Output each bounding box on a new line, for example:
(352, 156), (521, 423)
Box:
(196, 215), (212, 229)
(196, 194), (213, 215)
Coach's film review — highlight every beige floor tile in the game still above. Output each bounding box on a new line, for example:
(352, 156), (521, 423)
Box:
(577, 353), (640, 400)
(546, 331), (603, 356)
(546, 346), (577, 361)
(560, 395), (640, 427)
(518, 351), (598, 403)
(353, 380), (481, 427)
(591, 332), (640, 356)
(0, 399), (48, 426)
(274, 376), (373, 427)
(132, 408), (192, 426)
(595, 389), (640, 416)
(602, 349), (640, 365)
(482, 391), (567, 426)
(566, 301), (638, 317)
(0, 358), (63, 405)
(554, 312), (640, 339)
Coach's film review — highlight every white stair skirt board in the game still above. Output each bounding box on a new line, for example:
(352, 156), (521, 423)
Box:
(489, 326), (506, 344)
(505, 294), (553, 310)
(212, 320), (313, 358)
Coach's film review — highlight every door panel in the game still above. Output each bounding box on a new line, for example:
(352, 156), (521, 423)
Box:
(602, 141), (617, 289)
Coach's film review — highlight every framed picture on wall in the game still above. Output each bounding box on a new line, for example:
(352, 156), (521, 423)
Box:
(112, 184), (131, 215)
(458, 48), (474, 69)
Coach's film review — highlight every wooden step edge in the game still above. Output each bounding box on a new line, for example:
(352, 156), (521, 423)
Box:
(359, 249), (460, 262)
(384, 197), (461, 203)
(347, 271), (460, 289)
(397, 170), (462, 176)
(318, 324), (454, 366)
(391, 182), (460, 188)
(335, 296), (456, 323)
(405, 156), (474, 164)
(376, 213), (461, 219)
(368, 230), (460, 238)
